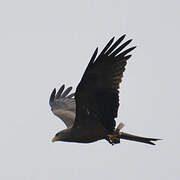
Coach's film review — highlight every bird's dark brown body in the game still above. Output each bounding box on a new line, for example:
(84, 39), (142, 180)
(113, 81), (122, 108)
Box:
(58, 122), (108, 143)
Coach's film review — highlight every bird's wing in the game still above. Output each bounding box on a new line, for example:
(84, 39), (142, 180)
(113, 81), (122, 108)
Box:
(49, 84), (76, 128)
(74, 35), (136, 132)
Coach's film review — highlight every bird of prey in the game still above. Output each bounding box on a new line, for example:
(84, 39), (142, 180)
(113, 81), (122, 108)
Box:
(49, 35), (160, 145)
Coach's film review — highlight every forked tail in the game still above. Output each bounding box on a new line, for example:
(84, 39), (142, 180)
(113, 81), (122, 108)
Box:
(115, 123), (161, 145)
(119, 132), (161, 145)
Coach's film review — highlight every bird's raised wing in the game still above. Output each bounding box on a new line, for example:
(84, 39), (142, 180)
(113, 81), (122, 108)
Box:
(49, 84), (76, 128)
(74, 35), (136, 132)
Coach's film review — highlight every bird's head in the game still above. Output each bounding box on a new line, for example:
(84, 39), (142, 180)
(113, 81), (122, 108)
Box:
(52, 129), (70, 142)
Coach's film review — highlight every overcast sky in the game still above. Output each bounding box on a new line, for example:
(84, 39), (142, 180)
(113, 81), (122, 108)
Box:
(0, 0), (179, 180)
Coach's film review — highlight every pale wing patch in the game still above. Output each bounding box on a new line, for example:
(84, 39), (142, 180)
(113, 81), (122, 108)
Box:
(53, 109), (75, 128)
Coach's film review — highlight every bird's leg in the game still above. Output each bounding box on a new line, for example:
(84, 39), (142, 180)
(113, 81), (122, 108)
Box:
(106, 122), (125, 145)
(107, 134), (120, 145)
(106, 136), (115, 145)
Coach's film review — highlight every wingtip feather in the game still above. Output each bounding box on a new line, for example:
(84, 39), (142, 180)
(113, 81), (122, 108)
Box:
(55, 84), (65, 99)
(49, 88), (56, 106)
(117, 46), (136, 58)
(61, 86), (73, 98)
(106, 35), (126, 55)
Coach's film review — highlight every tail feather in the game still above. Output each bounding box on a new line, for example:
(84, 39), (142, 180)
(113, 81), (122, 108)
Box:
(119, 132), (161, 145)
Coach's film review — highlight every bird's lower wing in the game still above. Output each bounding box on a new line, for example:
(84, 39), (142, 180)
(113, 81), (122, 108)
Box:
(52, 109), (75, 128)
(49, 84), (76, 128)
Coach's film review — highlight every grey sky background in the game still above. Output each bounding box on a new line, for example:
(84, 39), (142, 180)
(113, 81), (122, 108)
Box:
(0, 0), (179, 179)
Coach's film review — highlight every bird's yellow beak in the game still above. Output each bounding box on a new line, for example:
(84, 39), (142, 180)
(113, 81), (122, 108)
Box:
(52, 136), (59, 142)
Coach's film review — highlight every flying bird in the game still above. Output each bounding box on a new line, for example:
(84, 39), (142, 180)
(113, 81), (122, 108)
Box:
(49, 35), (160, 145)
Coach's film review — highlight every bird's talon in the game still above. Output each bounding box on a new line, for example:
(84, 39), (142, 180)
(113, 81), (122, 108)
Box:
(107, 134), (120, 145)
